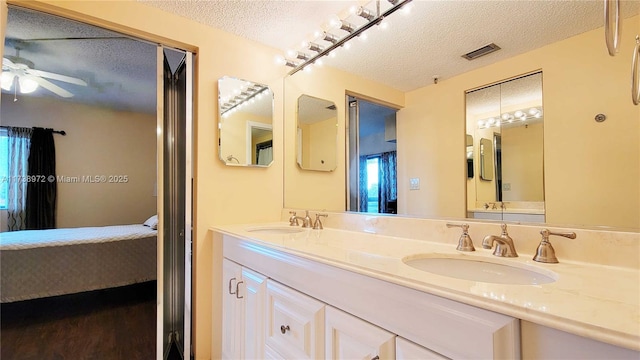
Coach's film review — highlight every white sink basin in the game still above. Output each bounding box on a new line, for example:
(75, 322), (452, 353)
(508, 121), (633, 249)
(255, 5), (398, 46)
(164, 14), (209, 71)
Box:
(403, 255), (556, 285)
(246, 226), (305, 234)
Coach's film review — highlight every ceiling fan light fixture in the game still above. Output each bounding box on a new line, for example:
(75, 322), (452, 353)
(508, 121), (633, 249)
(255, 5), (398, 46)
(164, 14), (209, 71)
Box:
(19, 76), (39, 94)
(1, 71), (15, 91)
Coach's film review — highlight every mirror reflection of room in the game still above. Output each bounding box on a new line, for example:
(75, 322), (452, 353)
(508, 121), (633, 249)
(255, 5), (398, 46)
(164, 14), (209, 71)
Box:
(218, 76), (274, 166)
(466, 72), (544, 222)
(296, 94), (337, 171)
(347, 96), (399, 214)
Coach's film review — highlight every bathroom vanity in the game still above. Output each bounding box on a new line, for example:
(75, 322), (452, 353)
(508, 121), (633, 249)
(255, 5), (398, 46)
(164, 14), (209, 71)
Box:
(212, 221), (639, 359)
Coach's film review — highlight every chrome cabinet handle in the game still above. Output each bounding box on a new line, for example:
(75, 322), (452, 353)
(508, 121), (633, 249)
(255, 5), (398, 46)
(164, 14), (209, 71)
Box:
(235, 280), (244, 299)
(632, 35), (640, 106)
(604, 0), (620, 56)
(228, 277), (236, 295)
(280, 325), (290, 334)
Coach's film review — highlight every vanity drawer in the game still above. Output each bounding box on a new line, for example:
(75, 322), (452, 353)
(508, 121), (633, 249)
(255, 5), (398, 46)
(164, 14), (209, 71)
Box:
(325, 305), (396, 360)
(265, 280), (325, 359)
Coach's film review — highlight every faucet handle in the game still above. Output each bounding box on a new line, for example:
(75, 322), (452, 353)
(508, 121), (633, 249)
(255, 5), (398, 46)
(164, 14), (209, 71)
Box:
(446, 223), (475, 252)
(288, 211), (299, 226)
(313, 213), (328, 230)
(533, 229), (577, 263)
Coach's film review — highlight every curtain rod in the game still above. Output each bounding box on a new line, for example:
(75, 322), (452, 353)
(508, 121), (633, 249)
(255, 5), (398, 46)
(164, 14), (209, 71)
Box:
(0, 126), (66, 136)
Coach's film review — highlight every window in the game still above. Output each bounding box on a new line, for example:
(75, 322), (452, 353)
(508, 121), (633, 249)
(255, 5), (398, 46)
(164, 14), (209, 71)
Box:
(0, 129), (8, 209)
(366, 157), (380, 213)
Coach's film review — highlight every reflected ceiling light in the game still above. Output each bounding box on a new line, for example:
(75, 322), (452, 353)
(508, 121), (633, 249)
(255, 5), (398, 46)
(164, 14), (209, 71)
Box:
(220, 84), (269, 115)
(479, 107), (543, 128)
(281, 0), (413, 74)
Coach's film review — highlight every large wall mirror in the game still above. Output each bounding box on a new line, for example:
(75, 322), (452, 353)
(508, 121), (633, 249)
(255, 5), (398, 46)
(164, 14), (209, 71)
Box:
(296, 95), (337, 171)
(466, 73), (544, 222)
(218, 76), (274, 167)
(283, 2), (639, 230)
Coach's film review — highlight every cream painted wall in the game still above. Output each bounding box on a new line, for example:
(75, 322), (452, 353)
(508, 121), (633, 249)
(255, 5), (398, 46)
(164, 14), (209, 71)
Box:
(220, 111), (271, 164)
(7, 1), (287, 359)
(284, 65), (403, 211)
(399, 15), (640, 228)
(1, 94), (157, 228)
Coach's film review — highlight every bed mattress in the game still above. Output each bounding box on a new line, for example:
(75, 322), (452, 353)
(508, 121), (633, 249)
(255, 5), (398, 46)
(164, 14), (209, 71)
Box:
(0, 225), (157, 303)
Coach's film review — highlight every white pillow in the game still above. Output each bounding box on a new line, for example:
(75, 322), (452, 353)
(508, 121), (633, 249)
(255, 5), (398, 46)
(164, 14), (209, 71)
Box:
(143, 215), (158, 230)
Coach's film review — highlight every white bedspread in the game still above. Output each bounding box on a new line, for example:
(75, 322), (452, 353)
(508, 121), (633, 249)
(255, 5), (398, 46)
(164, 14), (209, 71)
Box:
(1, 225), (157, 303)
(0, 225), (157, 250)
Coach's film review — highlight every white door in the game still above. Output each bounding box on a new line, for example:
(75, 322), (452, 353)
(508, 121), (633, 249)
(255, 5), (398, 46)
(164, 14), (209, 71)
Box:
(325, 306), (396, 360)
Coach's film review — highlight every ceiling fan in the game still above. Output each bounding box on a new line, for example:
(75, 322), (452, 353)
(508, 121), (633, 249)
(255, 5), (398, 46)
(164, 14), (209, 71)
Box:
(1, 48), (87, 98)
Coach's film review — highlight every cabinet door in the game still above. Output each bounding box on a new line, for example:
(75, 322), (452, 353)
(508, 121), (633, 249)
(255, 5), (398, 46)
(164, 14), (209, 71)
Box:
(396, 337), (449, 360)
(222, 259), (243, 360)
(325, 306), (396, 360)
(242, 267), (267, 359)
(265, 280), (325, 359)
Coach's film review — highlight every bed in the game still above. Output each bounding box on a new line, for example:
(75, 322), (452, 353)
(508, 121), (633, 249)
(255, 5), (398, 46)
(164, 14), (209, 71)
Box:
(0, 224), (157, 303)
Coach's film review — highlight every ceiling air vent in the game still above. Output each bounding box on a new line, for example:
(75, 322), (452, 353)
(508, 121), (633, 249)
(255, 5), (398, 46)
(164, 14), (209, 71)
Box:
(462, 43), (501, 60)
(326, 104), (337, 110)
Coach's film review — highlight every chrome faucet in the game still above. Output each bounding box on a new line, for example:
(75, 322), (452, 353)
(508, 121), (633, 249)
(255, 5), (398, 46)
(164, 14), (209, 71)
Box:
(482, 224), (518, 257)
(289, 210), (313, 228)
(533, 229), (576, 263)
(446, 223), (475, 251)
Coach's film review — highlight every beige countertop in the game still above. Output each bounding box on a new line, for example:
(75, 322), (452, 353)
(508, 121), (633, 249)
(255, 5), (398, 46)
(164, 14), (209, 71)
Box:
(213, 222), (640, 351)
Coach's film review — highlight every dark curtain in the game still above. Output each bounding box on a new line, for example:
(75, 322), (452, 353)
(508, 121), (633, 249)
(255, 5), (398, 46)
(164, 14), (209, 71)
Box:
(25, 127), (57, 229)
(358, 155), (368, 212)
(379, 151), (397, 214)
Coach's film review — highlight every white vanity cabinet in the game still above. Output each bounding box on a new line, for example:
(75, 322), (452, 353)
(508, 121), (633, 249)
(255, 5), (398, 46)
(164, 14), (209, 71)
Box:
(221, 259), (267, 360)
(220, 234), (521, 359)
(264, 280), (325, 359)
(396, 337), (449, 360)
(325, 306), (396, 360)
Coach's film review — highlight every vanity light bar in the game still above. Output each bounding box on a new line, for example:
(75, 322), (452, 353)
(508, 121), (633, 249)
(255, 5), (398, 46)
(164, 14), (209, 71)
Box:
(285, 0), (413, 75)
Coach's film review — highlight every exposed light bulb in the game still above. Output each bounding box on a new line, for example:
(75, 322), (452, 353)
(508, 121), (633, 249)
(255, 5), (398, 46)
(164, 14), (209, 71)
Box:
(487, 117), (495, 125)
(344, 42), (352, 50)
(528, 108), (539, 115)
(514, 111), (524, 118)
(535, 112), (542, 118)
(477, 120), (485, 127)
(378, 19), (389, 30)
(1, 72), (14, 91)
(501, 113), (510, 120)
(286, 49), (297, 58)
(19, 77), (39, 94)
(401, 2), (413, 15)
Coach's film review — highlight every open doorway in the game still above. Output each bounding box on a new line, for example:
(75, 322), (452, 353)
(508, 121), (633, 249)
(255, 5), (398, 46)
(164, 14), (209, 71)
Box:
(347, 96), (399, 214)
(1, 6), (192, 359)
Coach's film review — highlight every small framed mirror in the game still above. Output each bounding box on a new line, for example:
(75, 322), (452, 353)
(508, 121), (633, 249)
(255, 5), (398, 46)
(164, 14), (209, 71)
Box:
(218, 76), (274, 167)
(296, 95), (337, 171)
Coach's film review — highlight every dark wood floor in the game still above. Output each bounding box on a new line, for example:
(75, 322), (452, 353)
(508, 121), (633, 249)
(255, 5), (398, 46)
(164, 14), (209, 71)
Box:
(1, 281), (156, 360)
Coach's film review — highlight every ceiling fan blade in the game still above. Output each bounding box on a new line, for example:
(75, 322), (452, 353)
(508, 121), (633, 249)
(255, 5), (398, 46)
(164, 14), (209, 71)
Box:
(30, 76), (74, 98)
(2, 57), (18, 70)
(27, 68), (87, 86)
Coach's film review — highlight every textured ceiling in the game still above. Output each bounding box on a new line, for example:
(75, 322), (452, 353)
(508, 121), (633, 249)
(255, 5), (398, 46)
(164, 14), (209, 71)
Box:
(2, 1), (640, 115)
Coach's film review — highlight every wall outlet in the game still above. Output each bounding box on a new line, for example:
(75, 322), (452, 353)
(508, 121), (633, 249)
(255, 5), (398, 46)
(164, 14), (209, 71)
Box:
(503, 183), (511, 191)
(410, 178), (420, 190)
